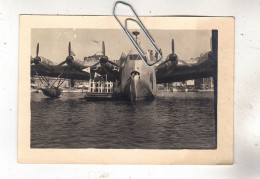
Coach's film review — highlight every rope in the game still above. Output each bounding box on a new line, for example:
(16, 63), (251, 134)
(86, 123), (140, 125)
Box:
(113, 77), (132, 93)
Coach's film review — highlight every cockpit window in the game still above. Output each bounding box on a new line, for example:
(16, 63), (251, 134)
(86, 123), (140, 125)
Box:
(129, 54), (142, 60)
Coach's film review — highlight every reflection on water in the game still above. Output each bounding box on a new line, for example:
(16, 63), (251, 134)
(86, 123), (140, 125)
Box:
(31, 92), (216, 149)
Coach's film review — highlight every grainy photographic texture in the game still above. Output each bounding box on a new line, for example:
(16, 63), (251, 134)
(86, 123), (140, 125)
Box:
(30, 29), (217, 149)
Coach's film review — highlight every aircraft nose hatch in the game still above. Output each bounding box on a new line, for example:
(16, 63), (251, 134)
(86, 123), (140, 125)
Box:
(130, 70), (140, 77)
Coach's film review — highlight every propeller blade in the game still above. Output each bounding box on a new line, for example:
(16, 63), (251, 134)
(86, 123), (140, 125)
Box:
(211, 30), (218, 57)
(178, 59), (192, 67)
(68, 42), (71, 56)
(57, 61), (67, 66)
(92, 61), (100, 67)
(102, 41), (105, 56)
(36, 43), (39, 57)
(172, 39), (174, 53)
(157, 54), (171, 66)
(108, 60), (119, 67)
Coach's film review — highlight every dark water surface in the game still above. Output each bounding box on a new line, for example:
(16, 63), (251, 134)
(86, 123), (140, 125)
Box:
(31, 92), (216, 149)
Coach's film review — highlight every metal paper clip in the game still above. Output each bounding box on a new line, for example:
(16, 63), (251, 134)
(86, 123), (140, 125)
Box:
(113, 1), (162, 67)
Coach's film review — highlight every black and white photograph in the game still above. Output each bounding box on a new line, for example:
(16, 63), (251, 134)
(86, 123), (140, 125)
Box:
(5, 0), (260, 177)
(30, 28), (218, 149)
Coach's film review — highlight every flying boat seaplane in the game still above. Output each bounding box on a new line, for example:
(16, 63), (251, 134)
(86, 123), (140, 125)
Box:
(31, 41), (121, 98)
(30, 43), (67, 98)
(113, 30), (217, 101)
(31, 43), (91, 98)
(31, 30), (217, 101)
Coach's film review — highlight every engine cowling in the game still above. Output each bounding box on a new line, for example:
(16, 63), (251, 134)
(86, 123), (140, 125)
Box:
(100, 56), (108, 64)
(66, 55), (74, 65)
(164, 53), (178, 70)
(33, 56), (41, 65)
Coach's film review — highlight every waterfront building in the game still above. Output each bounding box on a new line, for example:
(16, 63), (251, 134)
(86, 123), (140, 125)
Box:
(195, 77), (214, 90)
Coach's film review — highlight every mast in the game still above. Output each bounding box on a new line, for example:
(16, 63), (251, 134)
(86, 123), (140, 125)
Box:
(132, 31), (140, 44)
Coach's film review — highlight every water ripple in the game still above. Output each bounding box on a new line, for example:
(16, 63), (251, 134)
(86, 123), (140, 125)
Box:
(31, 92), (216, 149)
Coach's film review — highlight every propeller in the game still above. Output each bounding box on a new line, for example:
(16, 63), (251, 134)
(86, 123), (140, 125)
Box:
(102, 41), (105, 56)
(31, 43), (41, 65)
(207, 36), (213, 59)
(69, 41), (71, 55)
(36, 43), (39, 56)
(210, 32), (218, 55)
(58, 42), (74, 66)
(57, 41), (119, 70)
(66, 41), (74, 64)
(92, 41), (119, 68)
(172, 39), (175, 53)
(166, 38), (191, 67)
(57, 42), (74, 67)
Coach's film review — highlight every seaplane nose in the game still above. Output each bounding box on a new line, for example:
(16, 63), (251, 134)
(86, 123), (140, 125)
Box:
(130, 70), (140, 78)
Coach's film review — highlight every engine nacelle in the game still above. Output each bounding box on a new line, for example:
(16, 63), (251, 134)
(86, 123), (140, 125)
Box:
(33, 56), (41, 64)
(100, 56), (108, 64)
(156, 53), (178, 72)
(66, 56), (74, 64)
(164, 53), (178, 71)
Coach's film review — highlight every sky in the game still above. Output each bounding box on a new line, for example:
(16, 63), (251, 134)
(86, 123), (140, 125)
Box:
(31, 29), (211, 64)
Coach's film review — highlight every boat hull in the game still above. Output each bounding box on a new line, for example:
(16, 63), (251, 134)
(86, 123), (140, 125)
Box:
(115, 54), (157, 102)
(41, 87), (61, 98)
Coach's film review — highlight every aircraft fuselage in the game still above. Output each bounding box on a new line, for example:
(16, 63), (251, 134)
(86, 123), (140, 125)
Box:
(119, 54), (156, 102)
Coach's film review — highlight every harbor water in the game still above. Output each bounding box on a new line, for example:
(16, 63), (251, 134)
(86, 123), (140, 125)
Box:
(31, 91), (216, 149)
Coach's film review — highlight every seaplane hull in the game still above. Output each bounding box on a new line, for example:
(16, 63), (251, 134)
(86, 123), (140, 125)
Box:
(118, 54), (157, 102)
(41, 87), (62, 98)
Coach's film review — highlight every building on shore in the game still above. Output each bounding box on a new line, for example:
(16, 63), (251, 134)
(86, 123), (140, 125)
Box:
(157, 77), (214, 92)
(195, 77), (214, 90)
(31, 76), (115, 93)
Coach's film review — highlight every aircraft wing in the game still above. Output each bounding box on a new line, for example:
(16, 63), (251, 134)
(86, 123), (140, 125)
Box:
(156, 30), (218, 84)
(31, 42), (120, 82)
(31, 64), (120, 82)
(31, 65), (90, 80)
(156, 51), (216, 84)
